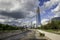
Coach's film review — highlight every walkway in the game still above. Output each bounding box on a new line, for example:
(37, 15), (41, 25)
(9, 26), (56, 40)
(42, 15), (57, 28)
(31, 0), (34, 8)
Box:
(0, 30), (35, 40)
(38, 30), (60, 40)
(0, 30), (44, 40)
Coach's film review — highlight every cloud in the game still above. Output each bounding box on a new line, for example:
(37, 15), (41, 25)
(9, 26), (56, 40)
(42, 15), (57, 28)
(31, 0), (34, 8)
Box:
(54, 14), (59, 17)
(51, 2), (60, 17)
(44, 0), (60, 8)
(0, 0), (39, 26)
(0, 0), (38, 19)
(0, 0), (15, 11)
(0, 0), (38, 11)
(0, 19), (6, 23)
(33, 21), (36, 24)
(41, 19), (49, 25)
(52, 3), (60, 13)
(40, 0), (60, 20)
(0, 11), (28, 19)
(40, 0), (60, 12)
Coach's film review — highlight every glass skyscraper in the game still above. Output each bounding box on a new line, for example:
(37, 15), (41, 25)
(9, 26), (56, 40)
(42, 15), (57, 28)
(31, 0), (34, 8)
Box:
(36, 7), (41, 26)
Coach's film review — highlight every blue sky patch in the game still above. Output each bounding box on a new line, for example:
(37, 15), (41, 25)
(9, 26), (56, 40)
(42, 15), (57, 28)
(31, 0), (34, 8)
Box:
(39, 0), (50, 6)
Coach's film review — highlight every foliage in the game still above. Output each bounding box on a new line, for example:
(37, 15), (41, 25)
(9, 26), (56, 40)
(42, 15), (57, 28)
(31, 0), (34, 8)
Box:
(41, 20), (60, 30)
(39, 32), (45, 37)
(0, 24), (25, 30)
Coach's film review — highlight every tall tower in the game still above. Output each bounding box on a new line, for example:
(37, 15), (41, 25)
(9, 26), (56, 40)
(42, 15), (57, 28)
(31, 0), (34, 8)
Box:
(36, 7), (41, 26)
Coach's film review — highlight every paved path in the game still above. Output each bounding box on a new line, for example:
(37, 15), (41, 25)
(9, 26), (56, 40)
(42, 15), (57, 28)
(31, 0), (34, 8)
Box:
(0, 30), (35, 40)
(0, 29), (50, 40)
(0, 30), (42, 40)
(0, 30), (22, 39)
(38, 30), (60, 40)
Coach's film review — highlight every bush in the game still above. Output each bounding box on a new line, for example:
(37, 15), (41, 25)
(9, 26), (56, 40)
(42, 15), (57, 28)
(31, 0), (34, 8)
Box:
(39, 32), (45, 37)
(0, 24), (25, 30)
(41, 20), (60, 30)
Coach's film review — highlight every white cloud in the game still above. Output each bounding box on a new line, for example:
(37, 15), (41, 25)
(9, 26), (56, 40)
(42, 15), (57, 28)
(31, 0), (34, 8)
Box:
(0, 0), (14, 11)
(52, 3), (60, 13)
(40, 0), (60, 21)
(33, 21), (36, 24)
(44, 0), (60, 9)
(0, 0), (38, 25)
(40, 0), (60, 14)
(54, 14), (59, 17)
(0, 0), (38, 19)
(0, 19), (6, 23)
(40, 0), (58, 14)
(51, 3), (60, 18)
(0, 0), (38, 11)
(41, 19), (49, 25)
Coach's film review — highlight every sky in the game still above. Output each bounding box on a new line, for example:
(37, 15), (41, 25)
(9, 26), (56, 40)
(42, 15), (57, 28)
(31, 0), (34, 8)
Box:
(0, 0), (60, 26)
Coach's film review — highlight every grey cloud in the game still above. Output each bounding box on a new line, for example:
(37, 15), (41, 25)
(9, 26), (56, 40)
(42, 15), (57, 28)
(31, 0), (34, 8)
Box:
(22, 0), (38, 11)
(0, 0), (14, 10)
(0, 11), (28, 19)
(0, 0), (38, 19)
(0, 0), (38, 26)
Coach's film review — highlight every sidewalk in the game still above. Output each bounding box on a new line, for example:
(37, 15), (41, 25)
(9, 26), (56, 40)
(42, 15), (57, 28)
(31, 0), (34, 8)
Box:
(38, 30), (60, 40)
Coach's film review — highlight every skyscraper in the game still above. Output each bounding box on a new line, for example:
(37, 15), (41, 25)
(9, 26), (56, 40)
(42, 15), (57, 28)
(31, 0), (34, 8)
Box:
(36, 7), (41, 26)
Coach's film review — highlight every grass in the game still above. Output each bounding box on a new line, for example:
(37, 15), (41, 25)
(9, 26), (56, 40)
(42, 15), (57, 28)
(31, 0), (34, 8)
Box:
(0, 30), (17, 33)
(43, 29), (60, 35)
(0, 29), (26, 33)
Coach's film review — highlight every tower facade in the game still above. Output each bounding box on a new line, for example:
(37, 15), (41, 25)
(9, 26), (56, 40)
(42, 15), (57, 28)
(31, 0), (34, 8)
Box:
(36, 7), (41, 26)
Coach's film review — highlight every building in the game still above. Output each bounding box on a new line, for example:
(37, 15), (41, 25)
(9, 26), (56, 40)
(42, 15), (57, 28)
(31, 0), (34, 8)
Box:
(36, 7), (41, 26)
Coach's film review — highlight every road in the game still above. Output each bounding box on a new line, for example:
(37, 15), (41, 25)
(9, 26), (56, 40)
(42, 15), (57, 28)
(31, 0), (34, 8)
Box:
(38, 30), (60, 40)
(0, 30), (37, 40)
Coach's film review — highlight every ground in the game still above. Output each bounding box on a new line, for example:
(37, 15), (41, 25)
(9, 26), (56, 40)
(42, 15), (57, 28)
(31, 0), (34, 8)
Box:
(38, 30), (60, 40)
(0, 29), (49, 40)
(43, 30), (60, 34)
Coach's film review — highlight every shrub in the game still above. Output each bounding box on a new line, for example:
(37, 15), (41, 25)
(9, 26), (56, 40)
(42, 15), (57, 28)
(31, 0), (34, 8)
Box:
(39, 33), (45, 37)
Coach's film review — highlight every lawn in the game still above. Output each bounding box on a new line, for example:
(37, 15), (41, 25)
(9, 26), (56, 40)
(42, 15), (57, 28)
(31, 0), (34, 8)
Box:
(43, 29), (60, 35)
(0, 30), (17, 33)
